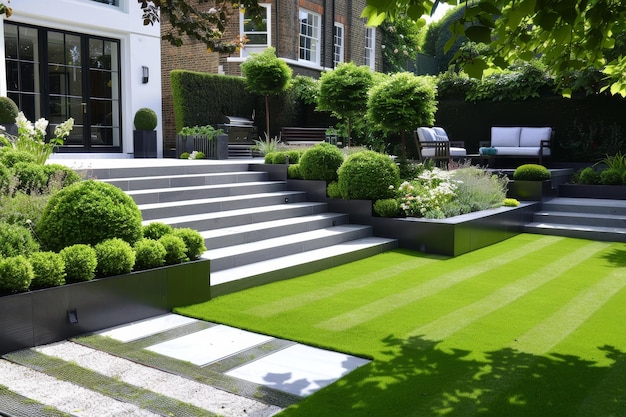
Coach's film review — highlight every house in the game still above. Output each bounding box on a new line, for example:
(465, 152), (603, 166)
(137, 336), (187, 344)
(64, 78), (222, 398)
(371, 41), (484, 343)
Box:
(160, 0), (381, 149)
(0, 0), (163, 157)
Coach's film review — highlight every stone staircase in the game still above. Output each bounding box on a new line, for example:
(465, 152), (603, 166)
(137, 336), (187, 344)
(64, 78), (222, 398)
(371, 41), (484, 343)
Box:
(525, 197), (626, 242)
(92, 161), (397, 297)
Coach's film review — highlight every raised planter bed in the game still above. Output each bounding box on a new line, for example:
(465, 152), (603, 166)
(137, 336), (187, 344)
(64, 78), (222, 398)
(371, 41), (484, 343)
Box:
(507, 180), (555, 201)
(0, 259), (210, 355)
(175, 134), (228, 159)
(558, 184), (626, 200)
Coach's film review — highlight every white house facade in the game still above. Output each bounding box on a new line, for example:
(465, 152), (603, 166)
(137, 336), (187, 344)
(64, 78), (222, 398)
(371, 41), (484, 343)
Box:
(0, 0), (163, 157)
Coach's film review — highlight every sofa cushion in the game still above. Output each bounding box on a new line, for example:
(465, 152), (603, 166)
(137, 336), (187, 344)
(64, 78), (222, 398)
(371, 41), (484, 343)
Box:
(519, 127), (552, 147)
(421, 147), (467, 158)
(432, 127), (450, 141)
(491, 127), (521, 147)
(416, 127), (437, 142)
(492, 147), (551, 156)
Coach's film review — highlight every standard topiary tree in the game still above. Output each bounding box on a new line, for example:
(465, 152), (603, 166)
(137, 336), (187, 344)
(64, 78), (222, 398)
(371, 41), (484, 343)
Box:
(367, 72), (437, 159)
(298, 142), (345, 182)
(337, 150), (401, 200)
(94, 238), (136, 277)
(29, 251), (66, 290)
(60, 244), (98, 283)
(133, 107), (158, 131)
(241, 47), (292, 140)
(36, 180), (143, 252)
(317, 62), (373, 146)
(513, 164), (551, 181)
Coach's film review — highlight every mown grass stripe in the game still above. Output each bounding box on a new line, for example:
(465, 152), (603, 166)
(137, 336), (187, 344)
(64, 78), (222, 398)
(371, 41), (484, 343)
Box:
(514, 266), (626, 355)
(408, 241), (611, 341)
(316, 235), (564, 332)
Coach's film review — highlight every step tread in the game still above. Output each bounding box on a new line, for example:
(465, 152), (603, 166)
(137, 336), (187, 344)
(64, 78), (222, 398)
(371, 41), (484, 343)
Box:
(526, 222), (626, 234)
(100, 171), (260, 182)
(126, 180), (285, 195)
(137, 191), (306, 210)
(534, 210), (626, 220)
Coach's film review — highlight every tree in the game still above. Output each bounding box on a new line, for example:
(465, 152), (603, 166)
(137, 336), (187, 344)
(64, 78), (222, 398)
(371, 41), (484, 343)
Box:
(317, 62), (374, 147)
(240, 47), (292, 141)
(367, 72), (437, 159)
(362, 0), (626, 97)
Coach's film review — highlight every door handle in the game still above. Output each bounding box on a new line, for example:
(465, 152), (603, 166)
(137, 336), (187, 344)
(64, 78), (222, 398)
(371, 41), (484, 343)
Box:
(82, 102), (87, 114)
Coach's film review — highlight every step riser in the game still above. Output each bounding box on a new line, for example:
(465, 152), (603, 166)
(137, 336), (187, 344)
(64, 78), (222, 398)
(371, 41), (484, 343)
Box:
(140, 192), (309, 220)
(203, 214), (350, 250)
(525, 225), (626, 242)
(159, 203), (329, 231)
(104, 172), (268, 191)
(129, 182), (287, 204)
(90, 163), (251, 179)
(542, 203), (626, 216)
(533, 213), (626, 229)
(209, 227), (373, 272)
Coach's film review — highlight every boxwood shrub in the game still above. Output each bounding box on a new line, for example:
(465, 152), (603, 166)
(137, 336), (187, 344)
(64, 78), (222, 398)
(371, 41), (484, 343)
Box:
(172, 228), (206, 260)
(143, 222), (174, 240)
(0, 255), (33, 294)
(59, 244), (98, 283)
(133, 238), (167, 270)
(11, 162), (48, 194)
(0, 148), (36, 168)
(36, 180), (143, 251)
(337, 151), (400, 200)
(94, 238), (136, 277)
(0, 222), (40, 258)
(374, 198), (402, 218)
(299, 142), (344, 181)
(29, 251), (66, 290)
(159, 234), (188, 265)
(512, 164), (551, 181)
(287, 164), (302, 179)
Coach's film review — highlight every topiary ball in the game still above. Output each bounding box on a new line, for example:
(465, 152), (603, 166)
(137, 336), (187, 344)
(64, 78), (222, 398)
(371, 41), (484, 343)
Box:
(36, 180), (143, 252)
(271, 151), (289, 164)
(94, 238), (136, 277)
(578, 167), (600, 185)
(337, 150), (400, 200)
(60, 244), (98, 283)
(287, 164), (302, 179)
(374, 198), (402, 218)
(133, 238), (166, 270)
(600, 168), (623, 185)
(0, 96), (19, 124)
(172, 228), (206, 260)
(0, 222), (40, 258)
(326, 181), (341, 198)
(299, 142), (345, 181)
(143, 222), (174, 240)
(158, 234), (188, 265)
(133, 107), (158, 131)
(0, 148), (37, 168)
(512, 164), (551, 181)
(29, 251), (66, 290)
(0, 255), (33, 294)
(11, 162), (48, 194)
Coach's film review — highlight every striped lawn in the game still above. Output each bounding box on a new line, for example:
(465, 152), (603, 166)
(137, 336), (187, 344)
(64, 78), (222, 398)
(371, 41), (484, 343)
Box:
(177, 234), (626, 417)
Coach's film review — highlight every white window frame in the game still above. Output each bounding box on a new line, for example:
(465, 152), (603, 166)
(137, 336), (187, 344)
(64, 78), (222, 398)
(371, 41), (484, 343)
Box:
(298, 9), (321, 65)
(333, 23), (345, 67)
(364, 26), (376, 70)
(240, 3), (271, 57)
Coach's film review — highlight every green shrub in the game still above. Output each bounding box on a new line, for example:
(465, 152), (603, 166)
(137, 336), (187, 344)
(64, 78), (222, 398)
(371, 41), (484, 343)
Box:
(337, 151), (400, 200)
(0, 192), (50, 226)
(0, 162), (10, 192)
(0, 256), (33, 294)
(578, 167), (601, 185)
(326, 181), (341, 199)
(513, 164), (551, 181)
(158, 234), (188, 265)
(172, 228), (206, 260)
(11, 162), (48, 194)
(133, 107), (158, 130)
(0, 222), (39, 257)
(600, 168), (623, 185)
(94, 238), (136, 277)
(622, 170), (626, 185)
(287, 150), (302, 164)
(287, 164), (302, 179)
(133, 238), (167, 270)
(0, 96), (19, 124)
(143, 222), (174, 240)
(272, 151), (289, 164)
(29, 251), (66, 289)
(374, 198), (402, 218)
(36, 180), (143, 251)
(42, 164), (83, 189)
(60, 244), (98, 283)
(0, 148), (36, 168)
(504, 198), (521, 207)
(299, 143), (345, 181)
(264, 152), (275, 164)
(180, 152), (190, 159)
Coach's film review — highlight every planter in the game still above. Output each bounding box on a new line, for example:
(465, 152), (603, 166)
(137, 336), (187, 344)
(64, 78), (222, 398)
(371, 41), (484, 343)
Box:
(507, 180), (554, 201)
(0, 259), (210, 355)
(133, 130), (157, 158)
(175, 134), (228, 159)
(558, 184), (626, 200)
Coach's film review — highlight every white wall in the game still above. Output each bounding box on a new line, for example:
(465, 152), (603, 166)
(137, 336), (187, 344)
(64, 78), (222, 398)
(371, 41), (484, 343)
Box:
(0, 0), (164, 156)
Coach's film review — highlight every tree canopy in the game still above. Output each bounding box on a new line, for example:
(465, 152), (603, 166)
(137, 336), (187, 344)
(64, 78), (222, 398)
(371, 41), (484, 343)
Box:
(362, 0), (626, 97)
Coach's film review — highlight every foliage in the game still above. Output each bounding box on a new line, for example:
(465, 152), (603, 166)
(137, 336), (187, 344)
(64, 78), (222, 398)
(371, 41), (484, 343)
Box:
(133, 108), (158, 130)
(0, 189), (52, 227)
(143, 222), (174, 240)
(317, 62), (374, 145)
(287, 164), (302, 179)
(445, 165), (509, 216)
(133, 239), (167, 270)
(0, 96), (18, 123)
(596, 152), (626, 171)
(381, 15), (425, 73)
(374, 198), (402, 218)
(271, 151), (289, 164)
(513, 164), (551, 181)
(158, 234), (189, 265)
(465, 62), (554, 102)
(578, 167), (601, 185)
(562, 120), (624, 162)
(94, 238), (136, 277)
(0, 148), (36, 168)
(42, 164), (83, 189)
(298, 143), (345, 182)
(29, 251), (66, 290)
(504, 198), (520, 207)
(0, 255), (33, 294)
(291, 75), (319, 106)
(254, 137), (283, 156)
(11, 162), (47, 194)
(172, 228), (206, 260)
(0, 222), (40, 258)
(600, 169), (623, 186)
(326, 181), (341, 199)
(188, 151), (206, 159)
(177, 124), (223, 139)
(337, 151), (400, 200)
(0, 162), (9, 192)
(436, 71), (476, 99)
(179, 152), (190, 159)
(36, 180), (143, 252)
(59, 244), (98, 283)
(396, 168), (457, 218)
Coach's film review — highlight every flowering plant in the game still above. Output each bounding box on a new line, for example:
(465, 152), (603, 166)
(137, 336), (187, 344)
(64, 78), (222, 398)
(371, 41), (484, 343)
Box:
(0, 112), (74, 164)
(396, 167), (457, 218)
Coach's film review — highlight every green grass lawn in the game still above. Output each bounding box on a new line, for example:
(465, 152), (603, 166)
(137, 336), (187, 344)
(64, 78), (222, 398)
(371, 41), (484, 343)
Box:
(176, 234), (626, 416)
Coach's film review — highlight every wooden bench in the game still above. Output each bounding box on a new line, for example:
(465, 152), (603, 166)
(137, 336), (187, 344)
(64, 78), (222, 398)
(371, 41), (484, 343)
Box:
(280, 127), (328, 145)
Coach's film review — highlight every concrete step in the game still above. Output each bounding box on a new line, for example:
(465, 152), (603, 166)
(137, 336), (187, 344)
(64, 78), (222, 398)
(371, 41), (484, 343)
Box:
(525, 222), (626, 242)
(88, 161), (254, 180)
(532, 211), (626, 229)
(205, 225), (375, 272)
(102, 171), (268, 191)
(138, 191), (309, 220)
(541, 197), (626, 216)
(210, 237), (398, 297)
(201, 212), (350, 250)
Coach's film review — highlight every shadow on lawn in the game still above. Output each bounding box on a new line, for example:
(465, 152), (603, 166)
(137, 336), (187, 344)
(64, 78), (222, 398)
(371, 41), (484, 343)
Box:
(281, 335), (626, 417)
(601, 247), (626, 268)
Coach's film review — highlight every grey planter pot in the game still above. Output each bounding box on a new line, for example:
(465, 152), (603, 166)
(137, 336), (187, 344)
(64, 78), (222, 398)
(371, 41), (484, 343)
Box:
(133, 130), (158, 158)
(0, 259), (211, 355)
(175, 134), (229, 159)
(507, 180), (554, 201)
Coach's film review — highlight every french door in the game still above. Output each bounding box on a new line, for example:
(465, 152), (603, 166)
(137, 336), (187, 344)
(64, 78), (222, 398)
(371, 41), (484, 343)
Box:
(5, 22), (122, 152)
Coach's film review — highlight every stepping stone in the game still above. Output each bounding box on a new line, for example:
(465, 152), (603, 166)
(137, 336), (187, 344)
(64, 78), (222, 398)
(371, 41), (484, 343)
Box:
(97, 313), (198, 343)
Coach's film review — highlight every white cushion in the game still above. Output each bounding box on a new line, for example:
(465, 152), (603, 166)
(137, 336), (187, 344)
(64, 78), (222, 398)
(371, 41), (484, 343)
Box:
(491, 127), (521, 147)
(432, 127), (450, 141)
(416, 127), (437, 142)
(520, 127), (552, 147)
(450, 147), (467, 157)
(492, 147), (551, 156)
